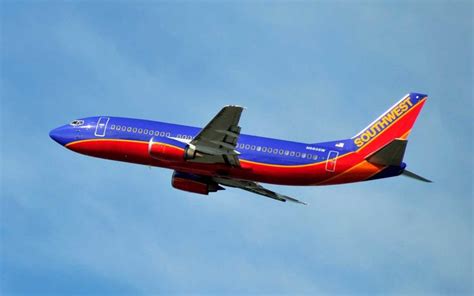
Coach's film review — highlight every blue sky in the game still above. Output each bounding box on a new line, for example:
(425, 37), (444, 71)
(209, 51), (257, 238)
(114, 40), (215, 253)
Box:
(1, 1), (472, 294)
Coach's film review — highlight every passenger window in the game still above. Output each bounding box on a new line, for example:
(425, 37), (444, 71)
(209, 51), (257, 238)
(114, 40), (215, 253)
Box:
(133, 128), (137, 133)
(268, 148), (272, 153)
(313, 155), (318, 160)
(166, 132), (171, 137)
(144, 129), (148, 134)
(256, 146), (261, 151)
(251, 145), (256, 150)
(121, 126), (126, 131)
(110, 125), (115, 130)
(138, 129), (143, 133)
(245, 144), (250, 149)
(279, 149), (284, 155)
(262, 147), (267, 152)
(290, 151), (295, 156)
(127, 127), (132, 132)
(301, 153), (306, 158)
(284, 150), (289, 156)
(307, 154), (312, 159)
(273, 149), (278, 154)
(160, 132), (165, 137)
(296, 152), (301, 157)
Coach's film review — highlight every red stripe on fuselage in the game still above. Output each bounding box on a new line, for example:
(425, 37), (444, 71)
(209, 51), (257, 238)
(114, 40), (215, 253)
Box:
(65, 139), (373, 185)
(65, 139), (319, 185)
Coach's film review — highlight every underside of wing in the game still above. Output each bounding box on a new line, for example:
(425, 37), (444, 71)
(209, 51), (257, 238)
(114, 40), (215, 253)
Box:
(213, 177), (307, 205)
(187, 105), (243, 166)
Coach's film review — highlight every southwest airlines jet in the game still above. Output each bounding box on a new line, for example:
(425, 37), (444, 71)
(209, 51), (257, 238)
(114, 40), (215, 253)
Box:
(50, 93), (431, 205)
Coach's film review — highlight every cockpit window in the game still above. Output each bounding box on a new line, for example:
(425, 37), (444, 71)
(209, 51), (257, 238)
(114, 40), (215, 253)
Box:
(70, 120), (84, 126)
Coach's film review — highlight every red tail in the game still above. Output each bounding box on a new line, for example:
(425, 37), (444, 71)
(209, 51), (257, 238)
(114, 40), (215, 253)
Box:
(352, 93), (428, 158)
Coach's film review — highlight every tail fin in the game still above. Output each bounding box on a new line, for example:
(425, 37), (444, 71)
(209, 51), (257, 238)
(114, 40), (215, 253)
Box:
(352, 93), (428, 157)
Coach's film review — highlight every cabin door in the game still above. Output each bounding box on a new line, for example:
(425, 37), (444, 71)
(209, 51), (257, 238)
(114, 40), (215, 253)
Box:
(325, 150), (339, 172)
(95, 117), (110, 137)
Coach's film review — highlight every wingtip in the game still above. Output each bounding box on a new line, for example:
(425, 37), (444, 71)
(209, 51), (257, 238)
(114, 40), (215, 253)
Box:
(286, 198), (307, 205)
(295, 199), (307, 205)
(224, 104), (246, 110)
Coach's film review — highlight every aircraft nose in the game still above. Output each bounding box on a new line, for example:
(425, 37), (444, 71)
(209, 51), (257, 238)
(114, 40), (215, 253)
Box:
(49, 126), (72, 146)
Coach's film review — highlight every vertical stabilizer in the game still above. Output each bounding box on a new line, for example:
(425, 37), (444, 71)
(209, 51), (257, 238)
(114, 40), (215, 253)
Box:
(352, 93), (428, 158)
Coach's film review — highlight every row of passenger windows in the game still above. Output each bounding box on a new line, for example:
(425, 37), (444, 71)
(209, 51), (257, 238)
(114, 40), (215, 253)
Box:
(109, 124), (318, 160)
(110, 124), (195, 140)
(110, 124), (171, 137)
(237, 143), (319, 160)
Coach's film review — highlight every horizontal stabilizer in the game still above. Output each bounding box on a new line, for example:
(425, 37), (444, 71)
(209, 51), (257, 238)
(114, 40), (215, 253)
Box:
(402, 170), (432, 183)
(366, 139), (407, 166)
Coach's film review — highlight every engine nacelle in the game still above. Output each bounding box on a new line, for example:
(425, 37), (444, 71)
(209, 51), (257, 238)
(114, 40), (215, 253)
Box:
(172, 171), (224, 195)
(149, 137), (195, 162)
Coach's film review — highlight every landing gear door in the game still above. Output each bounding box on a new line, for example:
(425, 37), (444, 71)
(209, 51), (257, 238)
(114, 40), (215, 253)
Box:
(325, 150), (339, 172)
(95, 117), (110, 137)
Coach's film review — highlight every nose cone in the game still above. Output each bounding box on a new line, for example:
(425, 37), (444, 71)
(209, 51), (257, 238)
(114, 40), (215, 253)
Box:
(49, 125), (73, 146)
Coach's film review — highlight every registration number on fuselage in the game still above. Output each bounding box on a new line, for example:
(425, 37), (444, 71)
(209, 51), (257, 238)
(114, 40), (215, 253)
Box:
(306, 146), (326, 152)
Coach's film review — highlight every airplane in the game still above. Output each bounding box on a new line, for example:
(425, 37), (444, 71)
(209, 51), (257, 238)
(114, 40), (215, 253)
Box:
(49, 92), (431, 205)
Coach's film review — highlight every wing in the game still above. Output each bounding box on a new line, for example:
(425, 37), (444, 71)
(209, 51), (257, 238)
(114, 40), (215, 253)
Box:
(213, 177), (307, 205)
(187, 105), (243, 166)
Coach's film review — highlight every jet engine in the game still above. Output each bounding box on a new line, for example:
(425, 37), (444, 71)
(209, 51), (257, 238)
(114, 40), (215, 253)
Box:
(171, 171), (224, 195)
(148, 137), (196, 162)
